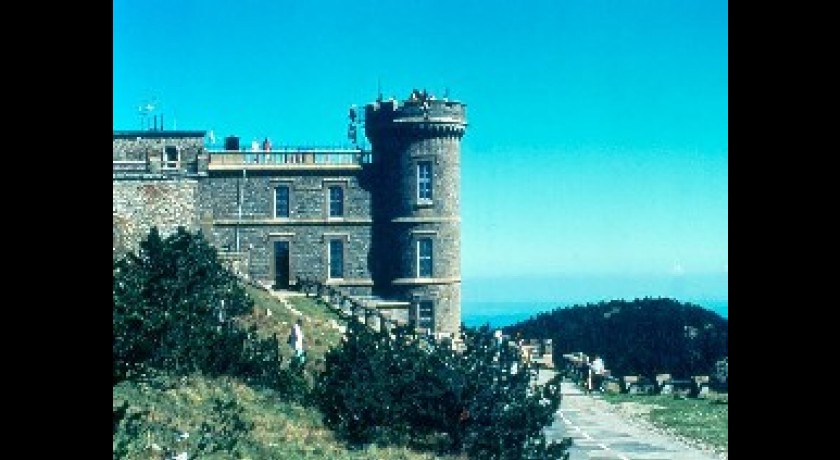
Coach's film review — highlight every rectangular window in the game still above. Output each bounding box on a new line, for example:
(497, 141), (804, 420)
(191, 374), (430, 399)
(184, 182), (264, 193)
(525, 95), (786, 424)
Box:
(417, 161), (433, 201)
(329, 239), (344, 279)
(328, 185), (344, 217)
(163, 146), (179, 169)
(418, 238), (433, 278)
(417, 300), (434, 331)
(275, 185), (290, 218)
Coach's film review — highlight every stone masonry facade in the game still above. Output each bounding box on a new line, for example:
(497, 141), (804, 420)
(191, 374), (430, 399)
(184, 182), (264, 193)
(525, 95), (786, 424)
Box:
(112, 91), (466, 335)
(365, 93), (467, 336)
(113, 178), (200, 257)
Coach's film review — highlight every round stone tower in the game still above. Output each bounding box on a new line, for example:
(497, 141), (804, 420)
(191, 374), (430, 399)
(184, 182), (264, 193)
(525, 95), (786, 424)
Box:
(364, 90), (467, 337)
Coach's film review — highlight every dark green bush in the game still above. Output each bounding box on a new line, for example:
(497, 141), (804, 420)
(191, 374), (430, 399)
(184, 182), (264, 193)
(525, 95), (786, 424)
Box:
(316, 321), (569, 459)
(112, 401), (141, 459)
(113, 227), (289, 392)
(194, 396), (255, 455)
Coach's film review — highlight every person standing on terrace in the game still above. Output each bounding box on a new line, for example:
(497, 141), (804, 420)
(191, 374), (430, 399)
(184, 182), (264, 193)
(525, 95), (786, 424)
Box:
(262, 137), (272, 163)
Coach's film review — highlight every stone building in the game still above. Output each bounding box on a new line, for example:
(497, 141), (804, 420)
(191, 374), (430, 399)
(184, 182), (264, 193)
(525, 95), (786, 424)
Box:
(113, 91), (467, 336)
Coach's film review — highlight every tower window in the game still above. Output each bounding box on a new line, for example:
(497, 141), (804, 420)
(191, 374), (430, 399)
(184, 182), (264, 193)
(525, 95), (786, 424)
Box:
(418, 161), (433, 202)
(328, 185), (344, 217)
(417, 300), (434, 331)
(418, 237), (433, 278)
(275, 185), (290, 218)
(328, 239), (344, 279)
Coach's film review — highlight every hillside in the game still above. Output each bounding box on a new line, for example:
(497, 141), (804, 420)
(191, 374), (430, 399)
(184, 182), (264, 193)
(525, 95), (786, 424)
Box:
(114, 228), (570, 459)
(502, 297), (728, 380)
(113, 284), (459, 460)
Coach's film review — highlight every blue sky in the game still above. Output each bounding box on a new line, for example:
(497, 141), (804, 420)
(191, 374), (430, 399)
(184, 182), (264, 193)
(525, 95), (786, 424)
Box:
(114, 0), (728, 307)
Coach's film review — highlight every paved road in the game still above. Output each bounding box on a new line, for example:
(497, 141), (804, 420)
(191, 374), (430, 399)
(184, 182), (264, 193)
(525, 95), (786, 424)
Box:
(536, 370), (726, 460)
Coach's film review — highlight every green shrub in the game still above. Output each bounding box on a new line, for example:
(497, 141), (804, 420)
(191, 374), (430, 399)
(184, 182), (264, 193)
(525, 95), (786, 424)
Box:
(112, 401), (142, 459)
(193, 396), (255, 455)
(112, 227), (293, 394)
(316, 322), (569, 458)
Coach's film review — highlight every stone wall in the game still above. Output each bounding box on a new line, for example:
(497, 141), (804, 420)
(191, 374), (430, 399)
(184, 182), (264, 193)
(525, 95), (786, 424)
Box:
(197, 168), (374, 294)
(112, 178), (200, 256)
(397, 136), (461, 218)
(113, 134), (206, 174)
(210, 223), (373, 294)
(392, 222), (461, 279)
(198, 170), (372, 221)
(402, 282), (461, 337)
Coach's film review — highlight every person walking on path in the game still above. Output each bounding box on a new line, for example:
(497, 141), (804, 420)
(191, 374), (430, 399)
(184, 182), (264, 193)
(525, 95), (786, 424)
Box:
(589, 354), (606, 392)
(291, 318), (305, 364)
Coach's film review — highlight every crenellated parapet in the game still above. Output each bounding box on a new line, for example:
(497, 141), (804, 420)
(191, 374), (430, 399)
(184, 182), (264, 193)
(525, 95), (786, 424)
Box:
(365, 93), (467, 143)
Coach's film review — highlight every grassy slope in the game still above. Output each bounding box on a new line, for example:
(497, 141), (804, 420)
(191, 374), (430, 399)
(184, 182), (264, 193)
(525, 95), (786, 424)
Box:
(114, 284), (726, 459)
(237, 286), (346, 379)
(113, 285), (460, 460)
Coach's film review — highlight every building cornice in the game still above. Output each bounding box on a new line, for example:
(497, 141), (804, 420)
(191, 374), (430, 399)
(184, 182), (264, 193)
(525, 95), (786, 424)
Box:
(391, 216), (460, 223)
(213, 218), (372, 226)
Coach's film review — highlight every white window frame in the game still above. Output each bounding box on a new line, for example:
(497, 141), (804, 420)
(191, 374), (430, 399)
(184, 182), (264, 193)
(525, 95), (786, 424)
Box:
(327, 184), (345, 218)
(417, 237), (433, 278)
(417, 161), (433, 203)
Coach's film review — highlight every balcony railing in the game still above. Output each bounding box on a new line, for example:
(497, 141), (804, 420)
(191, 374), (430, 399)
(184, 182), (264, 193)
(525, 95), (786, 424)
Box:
(208, 148), (372, 167)
(113, 148), (373, 174)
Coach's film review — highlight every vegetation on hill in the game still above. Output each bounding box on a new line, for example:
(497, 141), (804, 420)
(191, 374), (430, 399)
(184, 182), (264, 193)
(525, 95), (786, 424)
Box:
(114, 257), (458, 458)
(502, 298), (728, 381)
(113, 227), (570, 459)
(113, 227), (300, 394)
(317, 321), (570, 458)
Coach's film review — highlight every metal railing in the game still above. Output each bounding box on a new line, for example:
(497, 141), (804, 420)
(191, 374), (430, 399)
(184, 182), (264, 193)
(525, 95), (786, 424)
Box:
(209, 149), (372, 166)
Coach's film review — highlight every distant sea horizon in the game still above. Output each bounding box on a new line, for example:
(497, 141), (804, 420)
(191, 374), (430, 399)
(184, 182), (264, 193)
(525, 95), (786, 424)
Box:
(461, 298), (728, 329)
(460, 273), (727, 328)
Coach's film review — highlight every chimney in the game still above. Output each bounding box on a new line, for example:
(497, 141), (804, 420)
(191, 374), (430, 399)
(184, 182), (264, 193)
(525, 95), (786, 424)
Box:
(153, 115), (158, 131)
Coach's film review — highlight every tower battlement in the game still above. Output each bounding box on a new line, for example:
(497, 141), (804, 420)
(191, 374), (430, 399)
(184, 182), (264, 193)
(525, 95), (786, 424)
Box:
(365, 91), (467, 141)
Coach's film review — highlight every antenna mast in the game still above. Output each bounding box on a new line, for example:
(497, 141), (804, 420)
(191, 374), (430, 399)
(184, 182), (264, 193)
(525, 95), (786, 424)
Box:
(137, 98), (158, 130)
(348, 105), (358, 147)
